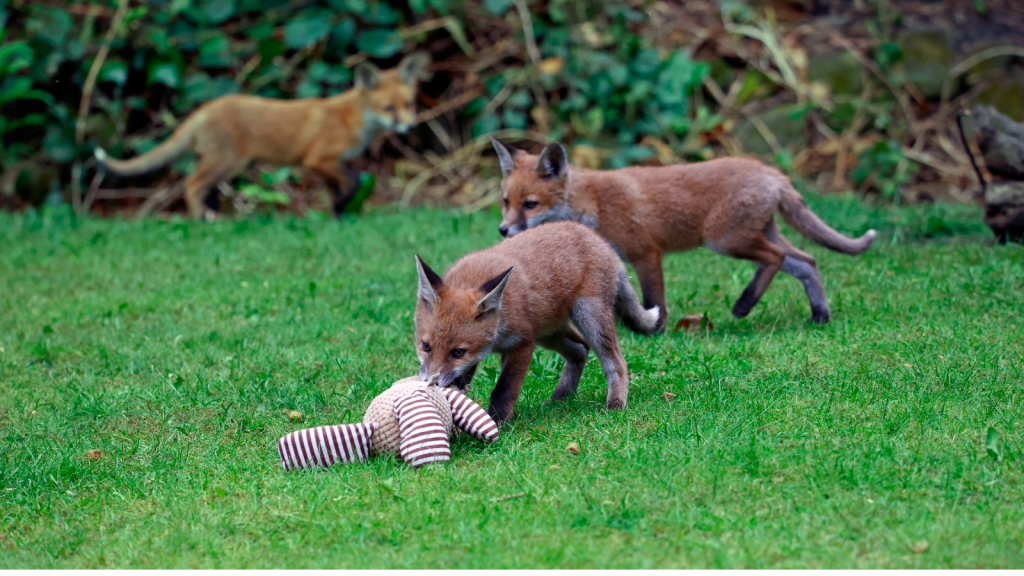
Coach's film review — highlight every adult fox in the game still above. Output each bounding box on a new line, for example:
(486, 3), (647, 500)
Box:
(94, 52), (431, 220)
(490, 138), (877, 328)
(414, 221), (660, 423)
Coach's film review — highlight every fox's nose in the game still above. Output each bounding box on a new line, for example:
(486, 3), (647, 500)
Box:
(498, 226), (509, 237)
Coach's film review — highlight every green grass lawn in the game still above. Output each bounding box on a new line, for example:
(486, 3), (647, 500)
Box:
(1, 196), (1021, 568)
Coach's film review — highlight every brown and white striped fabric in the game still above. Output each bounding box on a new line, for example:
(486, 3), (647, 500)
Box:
(443, 388), (499, 442)
(394, 389), (451, 467)
(277, 422), (375, 470)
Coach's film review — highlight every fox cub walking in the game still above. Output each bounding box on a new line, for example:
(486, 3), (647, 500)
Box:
(491, 138), (877, 327)
(95, 52), (431, 220)
(413, 221), (660, 422)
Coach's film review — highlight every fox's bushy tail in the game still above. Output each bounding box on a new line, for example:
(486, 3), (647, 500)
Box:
(614, 268), (660, 335)
(778, 184), (876, 255)
(94, 115), (202, 177)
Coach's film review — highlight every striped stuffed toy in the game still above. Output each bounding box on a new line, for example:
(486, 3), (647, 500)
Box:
(278, 377), (498, 470)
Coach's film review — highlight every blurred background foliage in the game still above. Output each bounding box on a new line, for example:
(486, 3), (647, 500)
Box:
(1, 0), (1022, 216)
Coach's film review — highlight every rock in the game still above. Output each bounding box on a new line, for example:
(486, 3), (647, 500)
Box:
(973, 105), (1024, 180)
(807, 51), (864, 96)
(896, 30), (955, 99)
(973, 76), (1024, 123)
(984, 182), (1024, 244)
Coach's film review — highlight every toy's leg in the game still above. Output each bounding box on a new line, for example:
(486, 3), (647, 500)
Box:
(394, 389), (451, 468)
(443, 387), (500, 442)
(277, 422), (375, 470)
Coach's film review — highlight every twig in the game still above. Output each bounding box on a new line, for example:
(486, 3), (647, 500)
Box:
(826, 28), (915, 125)
(134, 183), (184, 220)
(489, 492), (526, 503)
(512, 0), (541, 66)
(746, 114), (783, 156)
(956, 109), (987, 197)
(343, 17), (475, 68)
(251, 44), (317, 92)
(940, 46), (1024, 105)
(415, 85), (485, 125)
(235, 53), (262, 86)
(75, 0), (129, 146)
(511, 0), (549, 111)
(400, 128), (549, 207)
(73, 0), (129, 214)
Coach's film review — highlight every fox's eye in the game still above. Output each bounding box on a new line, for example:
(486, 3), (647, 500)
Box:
(451, 348), (466, 359)
(384, 104), (397, 113)
(503, 198), (509, 208)
(523, 200), (538, 209)
(422, 342), (431, 353)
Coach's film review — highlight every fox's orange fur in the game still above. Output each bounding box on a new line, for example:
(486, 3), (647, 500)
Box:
(491, 139), (877, 327)
(95, 53), (431, 219)
(413, 221), (660, 422)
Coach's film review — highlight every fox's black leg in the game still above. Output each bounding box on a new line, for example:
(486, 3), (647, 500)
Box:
(203, 186), (221, 213)
(488, 342), (536, 423)
(329, 165), (363, 217)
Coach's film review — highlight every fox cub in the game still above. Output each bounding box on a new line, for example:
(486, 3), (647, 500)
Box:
(413, 221), (660, 422)
(95, 52), (431, 220)
(491, 138), (877, 327)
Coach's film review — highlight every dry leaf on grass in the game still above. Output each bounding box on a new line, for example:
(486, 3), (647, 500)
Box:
(566, 442), (581, 455)
(912, 540), (930, 554)
(83, 449), (102, 461)
(287, 410), (304, 422)
(674, 314), (714, 333)
(662, 391), (676, 402)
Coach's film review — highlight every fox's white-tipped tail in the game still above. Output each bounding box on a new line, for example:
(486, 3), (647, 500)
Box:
(615, 270), (662, 335)
(94, 148), (108, 162)
(647, 306), (660, 325)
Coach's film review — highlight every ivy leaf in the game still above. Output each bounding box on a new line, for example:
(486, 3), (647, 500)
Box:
(483, 0), (514, 15)
(198, 34), (232, 68)
(42, 125), (76, 163)
(284, 9), (333, 49)
(356, 29), (403, 58)
(631, 48), (662, 77)
(26, 6), (73, 46)
(180, 73), (238, 109)
(0, 41), (34, 75)
(100, 60), (128, 86)
(147, 62), (180, 88)
(362, 2), (399, 25)
(502, 109), (527, 130)
(328, 18), (356, 53)
(203, 0), (236, 24)
(472, 113), (501, 138)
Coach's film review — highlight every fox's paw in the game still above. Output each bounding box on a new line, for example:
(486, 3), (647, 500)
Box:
(811, 311), (831, 324)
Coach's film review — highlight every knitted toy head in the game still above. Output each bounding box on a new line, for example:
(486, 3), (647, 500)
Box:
(277, 376), (499, 469)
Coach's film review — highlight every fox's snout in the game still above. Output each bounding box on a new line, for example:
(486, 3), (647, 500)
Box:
(498, 223), (525, 238)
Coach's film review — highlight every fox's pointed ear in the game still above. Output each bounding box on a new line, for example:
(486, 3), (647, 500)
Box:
(415, 255), (443, 311)
(490, 136), (518, 176)
(354, 62), (382, 90)
(535, 142), (569, 181)
(476, 267), (513, 317)
(398, 51), (432, 84)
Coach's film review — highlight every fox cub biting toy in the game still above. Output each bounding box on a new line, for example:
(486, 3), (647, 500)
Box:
(277, 376), (499, 470)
